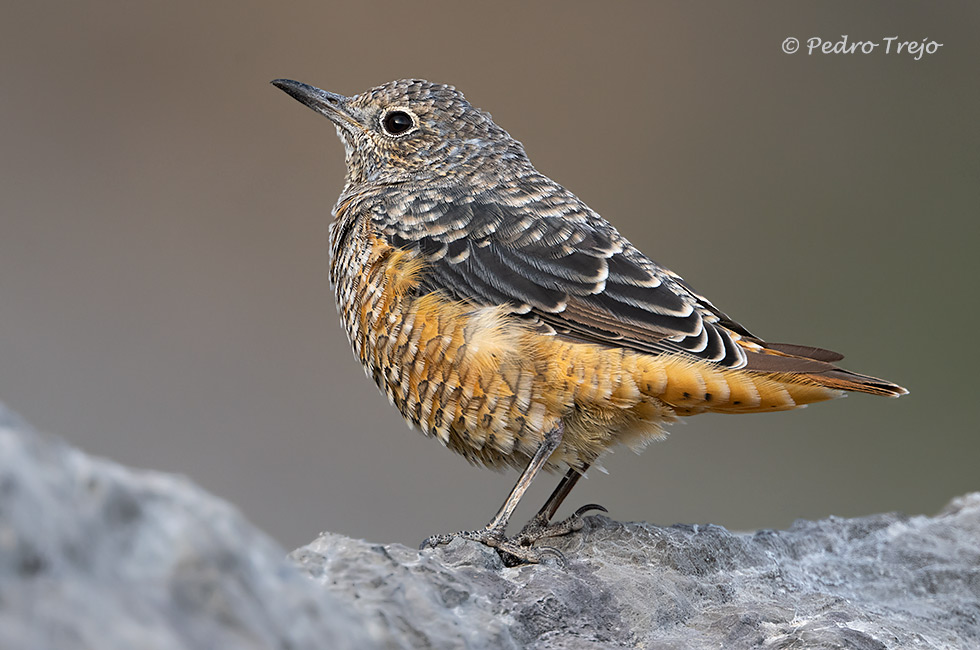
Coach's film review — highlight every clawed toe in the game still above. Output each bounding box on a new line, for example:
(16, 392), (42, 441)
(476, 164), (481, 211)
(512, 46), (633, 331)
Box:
(496, 541), (566, 567)
(421, 503), (606, 565)
(420, 526), (505, 552)
(422, 528), (557, 564)
(419, 529), (566, 566)
(419, 525), (568, 566)
(512, 503), (608, 547)
(419, 532), (458, 550)
(572, 503), (609, 517)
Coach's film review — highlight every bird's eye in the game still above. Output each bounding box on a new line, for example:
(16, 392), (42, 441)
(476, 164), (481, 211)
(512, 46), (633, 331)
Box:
(381, 110), (415, 136)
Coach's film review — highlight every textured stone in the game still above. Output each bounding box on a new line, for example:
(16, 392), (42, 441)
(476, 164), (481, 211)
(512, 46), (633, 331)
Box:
(2, 401), (977, 649)
(293, 495), (980, 649)
(0, 403), (382, 650)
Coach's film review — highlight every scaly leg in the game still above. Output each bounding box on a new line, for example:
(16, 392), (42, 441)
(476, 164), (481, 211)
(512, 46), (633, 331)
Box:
(512, 464), (607, 547)
(420, 421), (566, 564)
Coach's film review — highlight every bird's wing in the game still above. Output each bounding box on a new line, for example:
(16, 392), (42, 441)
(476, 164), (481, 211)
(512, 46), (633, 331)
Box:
(373, 180), (757, 368)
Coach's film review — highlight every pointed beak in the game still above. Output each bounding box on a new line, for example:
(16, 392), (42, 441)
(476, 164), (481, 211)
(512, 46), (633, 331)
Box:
(271, 79), (359, 130)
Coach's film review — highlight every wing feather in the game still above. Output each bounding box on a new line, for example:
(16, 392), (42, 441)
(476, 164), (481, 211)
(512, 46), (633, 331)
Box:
(360, 177), (906, 395)
(374, 181), (754, 366)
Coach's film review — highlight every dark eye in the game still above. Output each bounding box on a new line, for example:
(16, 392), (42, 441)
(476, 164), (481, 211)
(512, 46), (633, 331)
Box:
(382, 110), (414, 135)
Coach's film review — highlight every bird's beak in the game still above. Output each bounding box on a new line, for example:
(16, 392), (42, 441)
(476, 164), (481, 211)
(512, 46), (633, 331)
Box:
(271, 79), (360, 131)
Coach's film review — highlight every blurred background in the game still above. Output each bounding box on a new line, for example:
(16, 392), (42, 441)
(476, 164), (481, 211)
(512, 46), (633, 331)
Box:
(2, 2), (977, 550)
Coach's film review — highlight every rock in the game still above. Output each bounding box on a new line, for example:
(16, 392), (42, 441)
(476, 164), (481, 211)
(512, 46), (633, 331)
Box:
(293, 496), (980, 649)
(2, 401), (978, 649)
(0, 403), (384, 650)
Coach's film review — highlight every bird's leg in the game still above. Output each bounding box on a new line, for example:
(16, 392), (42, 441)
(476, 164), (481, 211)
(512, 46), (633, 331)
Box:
(511, 463), (607, 547)
(421, 421), (565, 564)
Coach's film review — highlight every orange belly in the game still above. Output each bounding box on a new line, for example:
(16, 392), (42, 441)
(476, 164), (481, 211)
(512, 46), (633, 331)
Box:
(333, 232), (840, 471)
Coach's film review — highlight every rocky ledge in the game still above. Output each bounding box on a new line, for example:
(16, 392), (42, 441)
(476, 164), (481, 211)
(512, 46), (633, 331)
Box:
(1, 403), (977, 649)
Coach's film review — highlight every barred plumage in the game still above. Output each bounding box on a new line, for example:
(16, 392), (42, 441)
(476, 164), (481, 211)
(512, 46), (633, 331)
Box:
(274, 78), (907, 563)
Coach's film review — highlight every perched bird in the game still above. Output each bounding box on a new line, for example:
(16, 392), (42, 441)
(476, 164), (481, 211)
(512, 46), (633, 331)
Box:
(272, 78), (907, 563)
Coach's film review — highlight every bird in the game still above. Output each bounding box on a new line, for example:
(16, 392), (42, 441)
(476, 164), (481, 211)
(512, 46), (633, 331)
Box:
(272, 78), (908, 564)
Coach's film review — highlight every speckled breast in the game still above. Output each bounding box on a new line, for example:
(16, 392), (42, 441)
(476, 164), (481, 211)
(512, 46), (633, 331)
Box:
(328, 207), (571, 470)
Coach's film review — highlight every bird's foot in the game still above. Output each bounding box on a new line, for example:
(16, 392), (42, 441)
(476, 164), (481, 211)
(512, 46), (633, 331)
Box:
(511, 503), (608, 547)
(420, 525), (566, 566)
(420, 503), (606, 567)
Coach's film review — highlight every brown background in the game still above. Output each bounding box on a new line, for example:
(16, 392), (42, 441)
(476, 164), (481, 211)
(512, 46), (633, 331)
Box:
(2, 2), (977, 549)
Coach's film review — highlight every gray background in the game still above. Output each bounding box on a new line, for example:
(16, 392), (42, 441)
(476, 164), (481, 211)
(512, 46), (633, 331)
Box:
(2, 2), (977, 550)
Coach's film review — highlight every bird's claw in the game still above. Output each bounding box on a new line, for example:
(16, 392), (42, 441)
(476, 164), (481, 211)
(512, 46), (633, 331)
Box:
(421, 525), (566, 566)
(421, 504), (606, 566)
(512, 503), (608, 546)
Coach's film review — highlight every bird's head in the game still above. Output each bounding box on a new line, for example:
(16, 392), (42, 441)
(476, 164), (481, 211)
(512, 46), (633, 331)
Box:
(272, 78), (530, 189)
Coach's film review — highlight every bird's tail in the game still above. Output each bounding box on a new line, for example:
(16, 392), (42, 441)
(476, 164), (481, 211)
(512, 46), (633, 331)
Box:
(646, 340), (907, 417)
(791, 367), (907, 397)
(742, 340), (908, 398)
